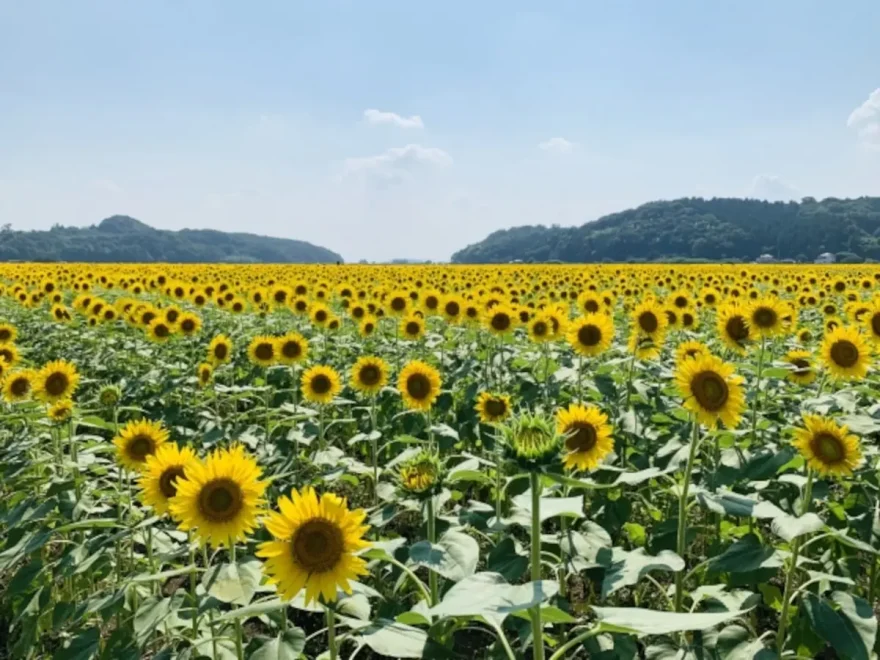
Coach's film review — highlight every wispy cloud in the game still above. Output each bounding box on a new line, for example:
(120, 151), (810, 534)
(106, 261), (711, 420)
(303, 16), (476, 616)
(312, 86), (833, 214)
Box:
(847, 89), (880, 149)
(343, 144), (452, 181)
(363, 109), (424, 129)
(748, 174), (800, 202)
(538, 137), (574, 153)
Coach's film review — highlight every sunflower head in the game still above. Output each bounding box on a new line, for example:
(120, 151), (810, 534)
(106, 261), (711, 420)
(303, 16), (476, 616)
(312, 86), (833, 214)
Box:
(785, 350), (816, 385)
(501, 412), (560, 470)
(475, 391), (512, 424)
(2, 369), (35, 403)
(98, 384), (122, 408)
(398, 451), (442, 497)
(0, 344), (20, 367)
(527, 314), (553, 343)
(556, 404), (614, 472)
(178, 312), (202, 336)
(675, 353), (746, 429)
(400, 314), (425, 341)
(398, 360), (442, 411)
(139, 443), (201, 516)
(792, 415), (862, 478)
(301, 365), (342, 404)
(567, 314), (614, 357)
(483, 304), (517, 335)
(208, 334), (233, 365)
(821, 325), (870, 380)
(0, 323), (17, 344)
(36, 360), (80, 403)
(717, 303), (752, 354)
(113, 419), (170, 472)
(675, 340), (709, 363)
(277, 332), (308, 365)
(350, 356), (388, 396)
(748, 297), (785, 337)
(247, 335), (277, 367)
(359, 317), (378, 337)
(197, 362), (214, 387)
(170, 445), (267, 547)
(257, 486), (370, 605)
(48, 399), (74, 423)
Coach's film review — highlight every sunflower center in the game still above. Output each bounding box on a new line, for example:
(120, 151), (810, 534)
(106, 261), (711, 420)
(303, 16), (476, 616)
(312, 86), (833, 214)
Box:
(282, 341), (302, 359)
(214, 344), (229, 360)
(674, 296), (688, 308)
(691, 371), (729, 411)
(406, 373), (431, 400)
(359, 365), (381, 386)
(638, 311), (658, 334)
(255, 343), (274, 361)
(426, 296), (438, 309)
(485, 398), (506, 417)
(406, 321), (421, 336)
(307, 374), (332, 396)
(292, 518), (344, 574)
(578, 324), (601, 346)
(445, 302), (460, 316)
(753, 307), (777, 328)
(166, 310), (180, 323)
(791, 358), (811, 375)
(871, 313), (880, 338)
(565, 422), (597, 453)
(0, 329), (10, 341)
(154, 323), (170, 338)
(127, 434), (156, 462)
(811, 432), (844, 464)
(44, 372), (69, 397)
(10, 377), (29, 397)
(830, 340), (859, 368)
(532, 321), (548, 337)
(726, 316), (748, 342)
(584, 300), (600, 313)
(159, 466), (186, 499)
(181, 319), (195, 332)
(491, 313), (511, 331)
(198, 478), (244, 523)
(391, 298), (406, 311)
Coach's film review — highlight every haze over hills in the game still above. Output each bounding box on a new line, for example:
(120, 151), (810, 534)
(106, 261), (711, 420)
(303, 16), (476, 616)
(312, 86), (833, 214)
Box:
(0, 216), (342, 263)
(450, 197), (880, 264)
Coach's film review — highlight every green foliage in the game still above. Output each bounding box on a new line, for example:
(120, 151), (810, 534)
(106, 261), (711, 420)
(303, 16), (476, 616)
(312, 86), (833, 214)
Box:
(451, 196), (880, 263)
(0, 215), (342, 263)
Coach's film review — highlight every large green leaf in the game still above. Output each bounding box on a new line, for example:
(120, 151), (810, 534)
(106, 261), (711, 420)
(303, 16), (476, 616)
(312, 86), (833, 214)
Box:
(340, 616), (428, 659)
(599, 547), (684, 597)
(52, 626), (100, 660)
(202, 558), (262, 605)
(133, 596), (171, 640)
(709, 534), (783, 573)
(802, 593), (874, 660)
(428, 572), (559, 625)
(769, 513), (824, 542)
(592, 604), (755, 636)
(486, 537), (529, 582)
(408, 530), (478, 581)
(504, 490), (584, 526)
(250, 629), (306, 660)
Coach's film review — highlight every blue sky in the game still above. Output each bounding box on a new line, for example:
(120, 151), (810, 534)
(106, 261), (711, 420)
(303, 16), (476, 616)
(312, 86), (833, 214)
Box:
(1, 1), (879, 261)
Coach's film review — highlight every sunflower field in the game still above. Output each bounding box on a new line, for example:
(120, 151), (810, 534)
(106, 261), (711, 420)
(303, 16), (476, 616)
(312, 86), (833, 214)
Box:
(0, 263), (878, 660)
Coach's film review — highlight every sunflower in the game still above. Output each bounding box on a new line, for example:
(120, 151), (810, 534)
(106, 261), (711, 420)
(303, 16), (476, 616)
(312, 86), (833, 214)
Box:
(358, 317), (378, 338)
(441, 295), (464, 323)
(247, 335), (277, 367)
(35, 360), (80, 403)
(0, 343), (20, 367)
(48, 399), (73, 423)
(147, 318), (174, 343)
(310, 303), (332, 328)
(398, 360), (442, 411)
(631, 299), (668, 339)
(483, 304), (517, 336)
(170, 445), (266, 547)
(567, 314), (614, 357)
(675, 353), (746, 428)
(527, 314), (553, 343)
(208, 334), (233, 365)
(177, 312), (202, 336)
(398, 452), (441, 495)
(350, 356), (388, 396)
(197, 362), (214, 387)
(784, 350), (817, 385)
(716, 303), (752, 354)
(556, 404), (614, 471)
(301, 365), (342, 404)
(387, 290), (410, 316)
(796, 327), (814, 344)
(113, 419), (170, 472)
(400, 314), (425, 341)
(792, 415), (862, 478)
(2, 369), (34, 402)
(675, 340), (709, 363)
(475, 391), (512, 423)
(862, 300), (880, 345)
(502, 412), (560, 469)
(821, 326), (870, 380)
(748, 297), (785, 337)
(139, 444), (201, 516)
(0, 323), (17, 344)
(257, 487), (370, 605)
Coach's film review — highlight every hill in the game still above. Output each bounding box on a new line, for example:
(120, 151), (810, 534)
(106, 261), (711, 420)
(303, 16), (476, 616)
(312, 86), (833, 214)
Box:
(450, 197), (880, 264)
(0, 216), (342, 263)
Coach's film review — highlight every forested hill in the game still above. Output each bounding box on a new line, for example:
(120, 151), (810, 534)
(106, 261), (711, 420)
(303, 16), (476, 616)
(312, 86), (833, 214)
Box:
(451, 197), (880, 264)
(0, 216), (343, 263)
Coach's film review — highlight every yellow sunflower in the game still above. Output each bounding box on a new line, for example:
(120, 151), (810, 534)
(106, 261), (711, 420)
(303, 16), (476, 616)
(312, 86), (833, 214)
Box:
(139, 444), (201, 516)
(716, 303), (752, 354)
(556, 404), (614, 471)
(177, 312), (202, 336)
(147, 318), (174, 343)
(675, 353), (746, 429)
(0, 343), (20, 367)
(475, 391), (512, 423)
(197, 362), (214, 387)
(257, 487), (370, 605)
(792, 415), (862, 478)
(0, 323), (17, 344)
(350, 356), (388, 396)
(170, 445), (267, 547)
(821, 326), (870, 380)
(747, 297), (785, 337)
(208, 334), (233, 365)
(862, 300), (880, 345)
(399, 452), (441, 494)
(2, 369), (35, 402)
(48, 399), (73, 423)
(398, 360), (442, 411)
(527, 314), (554, 343)
(675, 340), (709, 363)
(248, 335), (277, 367)
(400, 314), (425, 341)
(276, 332), (308, 365)
(113, 419), (170, 472)
(567, 314), (614, 357)
(784, 350), (817, 385)
(483, 304), (517, 336)
(301, 365), (342, 404)
(358, 317), (378, 338)
(35, 360), (80, 403)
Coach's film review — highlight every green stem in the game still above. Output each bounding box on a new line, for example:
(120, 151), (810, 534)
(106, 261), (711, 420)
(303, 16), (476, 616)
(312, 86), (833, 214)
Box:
(530, 471), (545, 660)
(189, 534), (199, 640)
(426, 496), (439, 606)
(749, 336), (766, 445)
(549, 627), (602, 660)
(673, 419), (700, 612)
(326, 605), (337, 660)
(146, 526), (156, 595)
(868, 555), (878, 605)
(776, 469), (814, 655)
(264, 369), (272, 442)
(231, 543), (244, 660)
(370, 398), (379, 507)
(203, 545), (218, 660)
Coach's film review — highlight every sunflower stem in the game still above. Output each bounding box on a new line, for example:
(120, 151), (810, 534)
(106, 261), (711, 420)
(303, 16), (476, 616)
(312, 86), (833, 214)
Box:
(326, 605), (338, 660)
(370, 398), (379, 507)
(494, 429), (504, 520)
(188, 533), (199, 640)
(868, 555), (878, 605)
(776, 469), (814, 655)
(577, 354), (584, 404)
(146, 525), (156, 595)
(203, 544), (219, 660)
(264, 368), (272, 443)
(426, 495), (439, 606)
(673, 418), (700, 613)
(749, 336), (766, 445)
(529, 470), (545, 660)
(542, 341), (550, 412)
(230, 543), (244, 660)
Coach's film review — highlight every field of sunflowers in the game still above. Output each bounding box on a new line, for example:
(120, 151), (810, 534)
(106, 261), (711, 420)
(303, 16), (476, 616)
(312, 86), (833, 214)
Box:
(0, 262), (878, 660)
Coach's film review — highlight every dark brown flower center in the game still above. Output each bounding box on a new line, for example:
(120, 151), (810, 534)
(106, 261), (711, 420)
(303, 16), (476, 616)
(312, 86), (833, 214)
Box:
(638, 311), (658, 334)
(584, 300), (600, 313)
(406, 321), (421, 336)
(391, 297), (406, 311)
(406, 373), (431, 400)
(254, 343), (274, 361)
(532, 321), (548, 337)
(198, 478), (243, 523)
(810, 432), (844, 464)
(578, 324), (601, 347)
(674, 296), (688, 309)
(691, 371), (729, 411)
(45, 372), (69, 397)
(871, 313), (880, 338)
(159, 466), (186, 499)
(127, 434), (156, 462)
(726, 316), (749, 342)
(791, 358), (811, 376)
(292, 519), (343, 573)
(0, 329), (10, 341)
(445, 301), (460, 316)
(358, 365), (381, 386)
(491, 313), (511, 331)
(830, 340), (859, 368)
(752, 307), (777, 328)
(10, 377), (29, 397)
(214, 343), (228, 360)
(154, 323), (170, 338)
(310, 374), (332, 395)
(282, 340), (302, 359)
(484, 398), (507, 418)
(565, 422), (597, 453)
(181, 319), (195, 332)
(166, 310), (180, 323)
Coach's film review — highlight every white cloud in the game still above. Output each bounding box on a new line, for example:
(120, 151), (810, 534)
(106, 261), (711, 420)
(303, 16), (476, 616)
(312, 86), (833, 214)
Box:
(342, 144), (452, 181)
(748, 174), (800, 202)
(363, 109), (424, 129)
(847, 89), (880, 149)
(538, 137), (574, 153)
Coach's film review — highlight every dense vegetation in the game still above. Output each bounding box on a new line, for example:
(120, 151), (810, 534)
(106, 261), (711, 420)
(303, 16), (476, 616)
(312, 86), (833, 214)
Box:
(451, 197), (880, 264)
(0, 215), (342, 263)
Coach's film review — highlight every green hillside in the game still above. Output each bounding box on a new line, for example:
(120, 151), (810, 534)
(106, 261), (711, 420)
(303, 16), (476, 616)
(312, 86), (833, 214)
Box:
(451, 197), (880, 264)
(0, 216), (342, 263)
